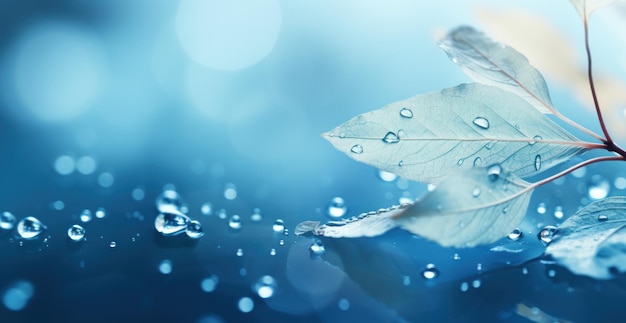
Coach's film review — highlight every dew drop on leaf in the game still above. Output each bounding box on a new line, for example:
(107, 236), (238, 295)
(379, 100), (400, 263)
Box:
(421, 263), (439, 279)
(487, 164), (502, 181)
(457, 158), (465, 166)
(382, 132), (400, 144)
(350, 144), (363, 154)
(598, 214), (608, 222)
(528, 135), (542, 145)
(534, 155), (542, 171)
(398, 160), (404, 167)
(473, 157), (482, 166)
(507, 228), (523, 241)
(472, 117), (489, 129)
(327, 197), (347, 218)
(471, 187), (481, 198)
(538, 225), (557, 245)
(399, 107), (413, 118)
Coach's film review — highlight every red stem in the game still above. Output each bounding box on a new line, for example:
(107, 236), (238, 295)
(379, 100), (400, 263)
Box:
(531, 155), (625, 189)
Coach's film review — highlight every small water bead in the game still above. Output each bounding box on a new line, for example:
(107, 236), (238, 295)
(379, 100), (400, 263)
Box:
(229, 215), (242, 230)
(460, 282), (469, 292)
(522, 267), (529, 275)
(453, 253), (461, 261)
(378, 170), (397, 182)
(327, 197), (348, 218)
(154, 210), (191, 236)
(270, 248), (276, 256)
(598, 214), (609, 222)
(95, 207), (106, 219)
(309, 239), (325, 256)
(16, 217), (47, 240)
(350, 144), (363, 154)
(155, 190), (184, 213)
(186, 220), (204, 239)
(472, 117), (490, 129)
(476, 263), (483, 271)
(382, 132), (400, 144)
(421, 263), (439, 279)
(272, 219), (285, 232)
(79, 209), (92, 223)
(471, 187), (481, 198)
(283, 229), (289, 236)
(473, 157), (482, 167)
(238, 297), (254, 313)
(487, 164), (502, 181)
(67, 225), (86, 242)
(588, 175), (610, 200)
(236, 248), (244, 257)
(254, 275), (277, 299)
(158, 259), (173, 275)
(554, 206), (564, 219)
(224, 183), (237, 200)
(109, 241), (117, 248)
(201, 275), (219, 293)
(528, 135), (543, 145)
(457, 158), (465, 166)
(399, 107), (413, 118)
(536, 203), (547, 214)
(398, 160), (404, 167)
(250, 208), (262, 221)
(507, 228), (523, 241)
(1, 212), (16, 230)
(217, 208), (227, 219)
(538, 225), (557, 244)
(534, 155), (542, 171)
(279, 239), (285, 246)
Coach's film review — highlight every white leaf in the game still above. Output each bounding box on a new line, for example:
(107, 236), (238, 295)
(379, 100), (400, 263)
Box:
(546, 196), (626, 279)
(325, 83), (589, 183)
(393, 164), (533, 248)
(439, 26), (553, 114)
(568, 0), (617, 20)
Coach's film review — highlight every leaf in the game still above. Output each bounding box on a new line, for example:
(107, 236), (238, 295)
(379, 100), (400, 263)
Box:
(325, 83), (589, 183)
(568, 0), (617, 20)
(297, 164), (534, 248)
(393, 164), (533, 247)
(439, 26), (554, 114)
(546, 196), (626, 279)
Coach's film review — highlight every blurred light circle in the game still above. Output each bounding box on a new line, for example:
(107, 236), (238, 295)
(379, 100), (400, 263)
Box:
(54, 155), (76, 175)
(76, 156), (97, 175)
(10, 21), (106, 121)
(175, 0), (282, 71)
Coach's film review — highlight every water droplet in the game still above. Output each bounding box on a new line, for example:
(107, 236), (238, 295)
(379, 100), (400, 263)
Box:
(270, 248), (276, 256)
(399, 107), (413, 118)
(155, 190), (184, 213)
(327, 197), (347, 218)
(236, 248), (244, 257)
(158, 259), (173, 274)
(471, 187), (481, 198)
(229, 215), (242, 230)
(16, 217), (47, 240)
(507, 228), (523, 241)
(451, 57), (459, 64)
(484, 141), (495, 150)
(224, 183), (237, 200)
(588, 174), (610, 200)
(79, 209), (92, 223)
(238, 297), (254, 313)
(279, 239), (285, 246)
(472, 117), (490, 129)
(186, 220), (204, 239)
(598, 214), (608, 222)
(200, 202), (213, 216)
(453, 253), (461, 261)
(283, 229), (289, 236)
(254, 275), (277, 299)
(486, 164), (502, 182)
(250, 208), (262, 221)
(529, 135), (542, 145)
(382, 132), (400, 143)
(536, 202), (547, 214)
(378, 170), (397, 182)
(421, 263), (439, 279)
(272, 219), (285, 232)
(398, 160), (404, 167)
(95, 207), (106, 219)
(201, 275), (219, 293)
(538, 225), (557, 245)
(67, 224), (86, 242)
(534, 155), (542, 171)
(109, 241), (117, 248)
(460, 282), (469, 292)
(350, 144), (363, 154)
(217, 208), (227, 219)
(473, 157), (482, 167)
(309, 239), (325, 256)
(476, 263), (483, 271)
(1, 212), (16, 230)
(472, 279), (481, 288)
(154, 210), (190, 236)
(554, 206), (564, 219)
(457, 158), (465, 166)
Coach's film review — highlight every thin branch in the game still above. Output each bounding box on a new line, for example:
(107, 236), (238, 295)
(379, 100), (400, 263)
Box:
(584, 18), (612, 144)
(531, 155), (625, 189)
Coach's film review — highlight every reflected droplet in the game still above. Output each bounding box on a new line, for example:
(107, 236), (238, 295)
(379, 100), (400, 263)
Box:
(327, 197), (347, 218)
(421, 263), (439, 279)
(471, 187), (481, 198)
(254, 275), (277, 299)
(155, 190), (184, 213)
(1, 212), (16, 230)
(598, 214), (609, 222)
(473, 157), (482, 167)
(200, 202), (213, 216)
(238, 297), (254, 313)
(67, 224), (86, 242)
(250, 208), (262, 221)
(472, 117), (490, 129)
(229, 215), (242, 230)
(399, 107), (413, 118)
(350, 144), (363, 154)
(382, 132), (400, 143)
(553, 206), (564, 219)
(186, 220), (204, 238)
(538, 225), (557, 245)
(534, 155), (542, 171)
(158, 259), (173, 275)
(309, 239), (325, 256)
(79, 209), (92, 223)
(154, 210), (190, 236)
(16, 217), (47, 240)
(507, 228), (523, 241)
(272, 219), (285, 232)
(588, 174), (610, 200)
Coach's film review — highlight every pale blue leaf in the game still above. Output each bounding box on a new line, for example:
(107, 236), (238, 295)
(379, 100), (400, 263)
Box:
(568, 0), (617, 19)
(325, 83), (588, 183)
(546, 196), (626, 279)
(439, 26), (553, 114)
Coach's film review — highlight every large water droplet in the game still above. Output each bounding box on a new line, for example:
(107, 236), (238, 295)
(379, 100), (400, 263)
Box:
(155, 190), (184, 213)
(254, 275), (277, 299)
(79, 209), (92, 223)
(154, 210), (190, 236)
(534, 155), (542, 171)
(186, 220), (204, 238)
(67, 224), (86, 242)
(487, 164), (502, 181)
(378, 170), (397, 182)
(350, 144), (363, 154)
(538, 225), (557, 245)
(507, 228), (523, 241)
(421, 263), (439, 279)
(16, 217), (47, 240)
(588, 174), (610, 200)
(472, 117), (490, 129)
(1, 212), (16, 230)
(399, 107), (413, 118)
(382, 132), (400, 144)
(471, 187), (481, 198)
(229, 215), (242, 230)
(327, 197), (347, 218)
(309, 239), (325, 256)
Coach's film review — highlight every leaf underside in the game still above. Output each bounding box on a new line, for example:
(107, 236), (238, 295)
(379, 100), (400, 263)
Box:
(325, 83), (588, 183)
(546, 196), (626, 279)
